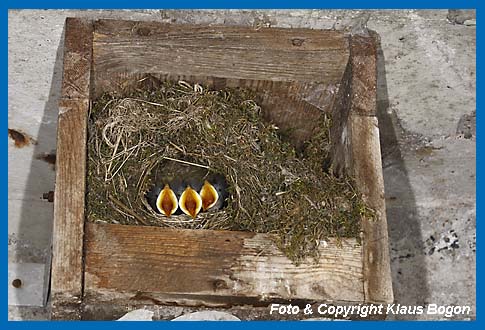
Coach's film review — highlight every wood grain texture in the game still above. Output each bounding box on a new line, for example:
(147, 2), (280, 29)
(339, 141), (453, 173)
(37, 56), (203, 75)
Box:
(51, 99), (89, 320)
(349, 34), (378, 116)
(95, 19), (349, 50)
(84, 223), (364, 307)
(92, 19), (349, 90)
(51, 18), (93, 320)
(350, 115), (393, 304)
(329, 60), (352, 177)
(348, 34), (393, 304)
(61, 18), (94, 100)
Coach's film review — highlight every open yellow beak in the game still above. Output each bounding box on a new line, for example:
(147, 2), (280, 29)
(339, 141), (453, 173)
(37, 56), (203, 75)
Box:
(156, 184), (178, 217)
(200, 180), (219, 211)
(179, 186), (202, 218)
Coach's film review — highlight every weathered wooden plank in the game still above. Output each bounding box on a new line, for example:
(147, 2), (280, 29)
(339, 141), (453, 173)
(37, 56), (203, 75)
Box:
(350, 114), (393, 304)
(51, 98), (90, 319)
(84, 223), (364, 307)
(51, 99), (90, 320)
(61, 18), (94, 100)
(51, 17), (93, 320)
(329, 60), (352, 177)
(94, 45), (345, 84)
(328, 33), (392, 303)
(92, 19), (349, 92)
(344, 33), (393, 304)
(349, 34), (378, 116)
(94, 19), (349, 51)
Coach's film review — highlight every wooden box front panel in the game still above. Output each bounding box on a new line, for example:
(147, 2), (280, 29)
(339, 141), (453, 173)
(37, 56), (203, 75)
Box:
(84, 224), (363, 307)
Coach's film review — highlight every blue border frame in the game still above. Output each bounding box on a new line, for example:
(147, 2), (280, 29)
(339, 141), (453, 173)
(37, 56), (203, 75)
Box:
(1, 1), (480, 9)
(3, 0), (479, 327)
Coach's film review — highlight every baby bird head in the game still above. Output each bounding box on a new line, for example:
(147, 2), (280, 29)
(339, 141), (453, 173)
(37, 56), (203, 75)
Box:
(179, 185), (202, 218)
(199, 180), (219, 211)
(202, 173), (228, 211)
(156, 184), (178, 217)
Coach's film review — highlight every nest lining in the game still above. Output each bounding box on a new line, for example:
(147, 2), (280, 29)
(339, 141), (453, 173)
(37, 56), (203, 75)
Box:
(86, 80), (374, 263)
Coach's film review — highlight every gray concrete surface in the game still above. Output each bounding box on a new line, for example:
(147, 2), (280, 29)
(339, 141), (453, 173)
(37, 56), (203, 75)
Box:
(8, 9), (476, 320)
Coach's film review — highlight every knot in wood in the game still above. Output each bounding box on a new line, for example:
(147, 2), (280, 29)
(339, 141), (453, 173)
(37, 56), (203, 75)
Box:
(212, 279), (228, 291)
(136, 27), (151, 37)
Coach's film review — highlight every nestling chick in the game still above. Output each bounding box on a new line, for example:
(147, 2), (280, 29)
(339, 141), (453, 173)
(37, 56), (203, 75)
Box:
(156, 184), (178, 217)
(200, 180), (219, 211)
(200, 173), (228, 211)
(179, 185), (202, 218)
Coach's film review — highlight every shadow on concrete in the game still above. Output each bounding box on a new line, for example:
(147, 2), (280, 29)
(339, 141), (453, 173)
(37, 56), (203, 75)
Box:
(375, 40), (430, 317)
(12, 23), (66, 321)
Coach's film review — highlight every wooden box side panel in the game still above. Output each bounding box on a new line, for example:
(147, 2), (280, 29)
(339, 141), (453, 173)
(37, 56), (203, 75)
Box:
(329, 33), (393, 304)
(346, 34), (393, 304)
(51, 18), (93, 320)
(350, 115), (393, 304)
(83, 223), (364, 307)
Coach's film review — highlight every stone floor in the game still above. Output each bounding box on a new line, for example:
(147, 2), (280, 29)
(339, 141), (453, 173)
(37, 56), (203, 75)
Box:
(8, 9), (476, 320)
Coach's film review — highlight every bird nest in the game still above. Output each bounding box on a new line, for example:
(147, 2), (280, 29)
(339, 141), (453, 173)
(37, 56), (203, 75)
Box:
(87, 80), (374, 263)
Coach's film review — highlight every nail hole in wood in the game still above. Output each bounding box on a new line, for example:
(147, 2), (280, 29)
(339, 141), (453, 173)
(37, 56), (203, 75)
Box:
(291, 38), (305, 46)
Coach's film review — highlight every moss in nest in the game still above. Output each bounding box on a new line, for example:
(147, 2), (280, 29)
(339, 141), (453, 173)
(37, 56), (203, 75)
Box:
(86, 80), (375, 263)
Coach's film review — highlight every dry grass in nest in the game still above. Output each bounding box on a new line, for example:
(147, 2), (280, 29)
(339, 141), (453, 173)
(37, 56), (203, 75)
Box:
(86, 80), (374, 263)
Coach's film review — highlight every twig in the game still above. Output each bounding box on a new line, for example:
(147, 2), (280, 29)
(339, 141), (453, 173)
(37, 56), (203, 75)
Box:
(303, 195), (319, 211)
(105, 127), (123, 181)
(223, 154), (238, 162)
(168, 141), (185, 154)
(108, 194), (149, 225)
(107, 146), (137, 181)
(125, 98), (166, 107)
(162, 156), (209, 169)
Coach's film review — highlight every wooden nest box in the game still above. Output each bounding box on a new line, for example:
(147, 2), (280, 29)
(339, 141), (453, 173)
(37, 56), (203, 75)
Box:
(51, 18), (393, 320)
